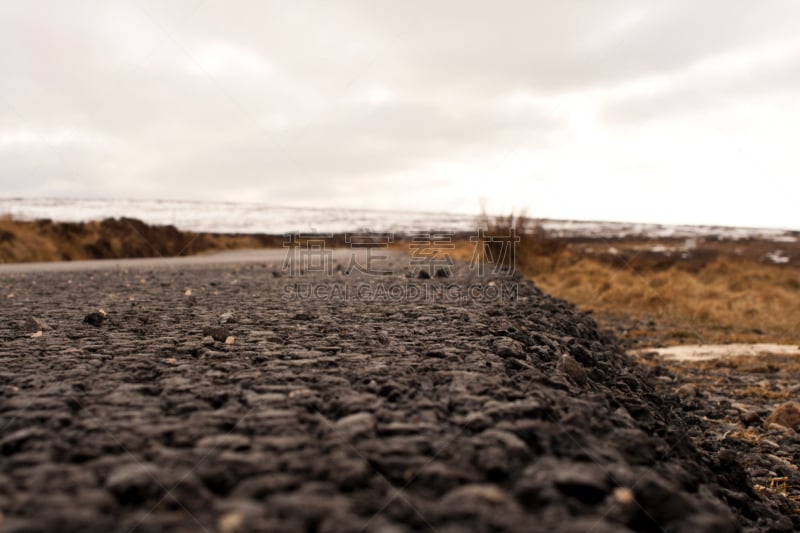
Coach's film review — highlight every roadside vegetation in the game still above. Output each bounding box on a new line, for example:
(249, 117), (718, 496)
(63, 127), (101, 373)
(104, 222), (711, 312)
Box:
(467, 212), (800, 346)
(2, 212), (797, 346)
(0, 215), (280, 263)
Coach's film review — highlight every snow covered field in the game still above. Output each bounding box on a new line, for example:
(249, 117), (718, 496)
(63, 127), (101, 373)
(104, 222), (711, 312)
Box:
(1, 197), (796, 240)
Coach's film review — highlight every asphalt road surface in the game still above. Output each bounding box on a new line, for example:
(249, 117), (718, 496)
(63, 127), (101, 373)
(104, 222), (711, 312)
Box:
(0, 250), (793, 532)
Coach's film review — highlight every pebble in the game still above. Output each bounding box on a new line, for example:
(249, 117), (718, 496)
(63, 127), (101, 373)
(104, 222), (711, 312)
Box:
(83, 311), (106, 326)
(740, 409), (762, 425)
(0, 428), (48, 455)
(441, 483), (509, 505)
(557, 353), (587, 386)
(765, 402), (800, 432)
(492, 337), (526, 359)
(552, 464), (609, 503)
(105, 463), (161, 504)
(612, 486), (635, 504)
(217, 511), (244, 533)
(25, 316), (51, 332)
(203, 326), (230, 342)
(333, 412), (376, 440)
(196, 434), (251, 451)
(201, 335), (216, 346)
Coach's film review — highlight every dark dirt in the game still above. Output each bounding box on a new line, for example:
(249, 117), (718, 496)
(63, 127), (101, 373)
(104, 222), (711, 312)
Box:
(562, 236), (800, 271)
(635, 350), (800, 522)
(0, 255), (796, 532)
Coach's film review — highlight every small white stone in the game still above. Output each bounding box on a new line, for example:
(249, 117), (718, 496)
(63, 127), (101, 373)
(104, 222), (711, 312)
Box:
(613, 487), (635, 504)
(202, 336), (215, 346)
(218, 511), (244, 533)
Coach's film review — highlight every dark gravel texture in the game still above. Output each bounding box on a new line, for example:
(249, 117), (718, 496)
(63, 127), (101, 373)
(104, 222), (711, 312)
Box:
(0, 255), (794, 532)
(636, 350), (800, 525)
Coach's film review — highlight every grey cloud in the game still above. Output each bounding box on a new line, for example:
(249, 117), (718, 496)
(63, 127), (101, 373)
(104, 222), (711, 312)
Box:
(145, 99), (558, 200)
(1, 1), (799, 225)
(601, 47), (800, 127)
(0, 142), (114, 198)
(270, 0), (800, 93)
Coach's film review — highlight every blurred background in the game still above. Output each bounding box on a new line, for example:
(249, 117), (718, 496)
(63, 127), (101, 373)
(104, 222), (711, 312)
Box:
(1, 0), (799, 229)
(1, 1), (798, 349)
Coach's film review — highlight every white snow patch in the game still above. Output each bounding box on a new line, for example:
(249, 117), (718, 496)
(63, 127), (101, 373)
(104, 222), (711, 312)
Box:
(631, 343), (800, 362)
(766, 250), (790, 264)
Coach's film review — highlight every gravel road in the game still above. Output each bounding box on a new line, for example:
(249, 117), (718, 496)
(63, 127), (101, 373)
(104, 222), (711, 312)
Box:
(0, 251), (795, 532)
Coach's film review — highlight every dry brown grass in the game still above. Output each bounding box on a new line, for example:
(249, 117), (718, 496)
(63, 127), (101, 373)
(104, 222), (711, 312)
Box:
(417, 217), (799, 346)
(0, 215), (280, 263)
(0, 215), (61, 262)
(529, 255), (800, 345)
(729, 428), (765, 445)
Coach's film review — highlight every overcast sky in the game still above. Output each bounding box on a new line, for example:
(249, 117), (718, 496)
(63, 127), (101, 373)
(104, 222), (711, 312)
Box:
(2, 1), (799, 229)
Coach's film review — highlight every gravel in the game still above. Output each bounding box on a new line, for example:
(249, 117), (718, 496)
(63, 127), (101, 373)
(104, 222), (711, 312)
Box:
(0, 256), (795, 532)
